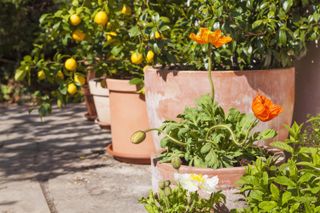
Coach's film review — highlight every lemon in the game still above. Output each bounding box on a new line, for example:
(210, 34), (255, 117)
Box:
(70, 14), (81, 26)
(105, 32), (117, 42)
(56, 70), (64, 79)
(121, 5), (132, 15)
(131, 52), (143, 65)
(146, 50), (155, 63)
(65, 58), (77, 71)
(67, 83), (77, 95)
(72, 29), (86, 42)
(155, 31), (162, 39)
(94, 11), (108, 26)
(37, 70), (46, 80)
(74, 73), (86, 86)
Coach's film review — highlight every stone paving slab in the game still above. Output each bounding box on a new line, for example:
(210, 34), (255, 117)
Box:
(0, 104), (150, 213)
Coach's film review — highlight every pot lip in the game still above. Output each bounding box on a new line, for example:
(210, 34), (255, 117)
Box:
(157, 161), (246, 172)
(145, 65), (295, 74)
(88, 78), (109, 96)
(106, 78), (139, 92)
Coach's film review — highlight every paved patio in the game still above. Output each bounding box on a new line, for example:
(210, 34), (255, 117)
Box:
(0, 104), (150, 213)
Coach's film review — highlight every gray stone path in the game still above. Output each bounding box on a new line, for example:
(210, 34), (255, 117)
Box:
(0, 104), (150, 213)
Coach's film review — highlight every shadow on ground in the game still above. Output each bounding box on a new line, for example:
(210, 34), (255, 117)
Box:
(0, 104), (111, 182)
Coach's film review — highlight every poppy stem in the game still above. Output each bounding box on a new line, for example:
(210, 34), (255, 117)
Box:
(207, 45), (215, 100)
(205, 124), (243, 147)
(144, 128), (186, 147)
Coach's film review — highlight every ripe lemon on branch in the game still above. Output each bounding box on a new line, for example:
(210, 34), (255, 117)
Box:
(121, 5), (131, 15)
(94, 11), (108, 26)
(146, 50), (155, 63)
(74, 73), (86, 86)
(56, 70), (64, 80)
(70, 14), (81, 26)
(67, 83), (77, 95)
(37, 70), (46, 80)
(72, 29), (86, 42)
(131, 52), (143, 65)
(65, 58), (77, 71)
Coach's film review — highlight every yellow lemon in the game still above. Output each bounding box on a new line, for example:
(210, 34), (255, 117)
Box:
(56, 70), (64, 79)
(94, 11), (108, 26)
(37, 70), (46, 80)
(146, 50), (155, 63)
(131, 52), (143, 65)
(67, 83), (77, 95)
(155, 31), (162, 39)
(121, 4), (132, 15)
(72, 29), (86, 42)
(105, 32), (117, 42)
(74, 73), (86, 86)
(65, 58), (77, 71)
(70, 14), (81, 26)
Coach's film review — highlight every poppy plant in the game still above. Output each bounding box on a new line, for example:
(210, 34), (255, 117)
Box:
(252, 95), (283, 122)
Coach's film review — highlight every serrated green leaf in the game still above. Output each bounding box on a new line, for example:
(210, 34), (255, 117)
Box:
(271, 141), (294, 153)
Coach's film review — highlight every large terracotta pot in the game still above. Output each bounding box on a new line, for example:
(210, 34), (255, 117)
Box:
(152, 160), (245, 190)
(88, 79), (111, 129)
(145, 67), (295, 152)
(106, 78), (155, 164)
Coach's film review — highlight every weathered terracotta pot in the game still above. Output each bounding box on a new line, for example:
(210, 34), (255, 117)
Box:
(82, 85), (97, 121)
(106, 78), (155, 164)
(88, 79), (111, 129)
(145, 67), (295, 152)
(152, 160), (245, 190)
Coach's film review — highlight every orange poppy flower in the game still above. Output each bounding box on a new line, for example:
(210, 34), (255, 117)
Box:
(189, 28), (232, 48)
(252, 95), (283, 122)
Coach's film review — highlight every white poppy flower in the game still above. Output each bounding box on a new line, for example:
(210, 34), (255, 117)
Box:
(174, 173), (219, 194)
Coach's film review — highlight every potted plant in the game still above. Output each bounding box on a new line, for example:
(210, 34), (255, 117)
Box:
(234, 116), (320, 212)
(132, 27), (283, 188)
(133, 1), (320, 152)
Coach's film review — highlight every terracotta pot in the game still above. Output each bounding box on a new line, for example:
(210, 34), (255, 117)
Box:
(81, 85), (97, 121)
(106, 78), (155, 164)
(145, 67), (295, 152)
(88, 79), (111, 129)
(152, 160), (245, 190)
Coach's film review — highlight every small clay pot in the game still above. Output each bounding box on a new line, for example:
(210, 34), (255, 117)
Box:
(88, 78), (111, 129)
(106, 78), (155, 164)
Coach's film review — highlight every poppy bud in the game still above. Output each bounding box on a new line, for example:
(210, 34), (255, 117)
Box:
(164, 187), (172, 196)
(164, 180), (171, 187)
(171, 156), (182, 170)
(159, 181), (166, 190)
(131, 130), (146, 144)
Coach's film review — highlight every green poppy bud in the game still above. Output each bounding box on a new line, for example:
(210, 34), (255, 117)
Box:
(171, 156), (182, 170)
(164, 187), (172, 196)
(164, 180), (171, 187)
(159, 181), (166, 190)
(131, 130), (146, 144)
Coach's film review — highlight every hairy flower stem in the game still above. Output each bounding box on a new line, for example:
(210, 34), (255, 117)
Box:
(208, 45), (215, 100)
(205, 124), (243, 147)
(145, 128), (186, 147)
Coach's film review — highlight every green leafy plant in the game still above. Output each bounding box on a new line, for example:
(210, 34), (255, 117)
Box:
(140, 176), (225, 213)
(234, 119), (320, 213)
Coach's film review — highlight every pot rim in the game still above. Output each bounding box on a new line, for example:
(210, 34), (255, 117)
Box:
(145, 66), (295, 74)
(106, 78), (140, 93)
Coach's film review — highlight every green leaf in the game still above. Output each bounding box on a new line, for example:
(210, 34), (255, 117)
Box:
(270, 183), (280, 200)
(273, 176), (296, 187)
(14, 69), (27, 81)
(258, 201), (277, 211)
(200, 143), (211, 154)
(259, 129), (277, 140)
(298, 173), (315, 183)
(128, 26), (141, 37)
(282, 191), (292, 205)
(271, 141), (294, 154)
